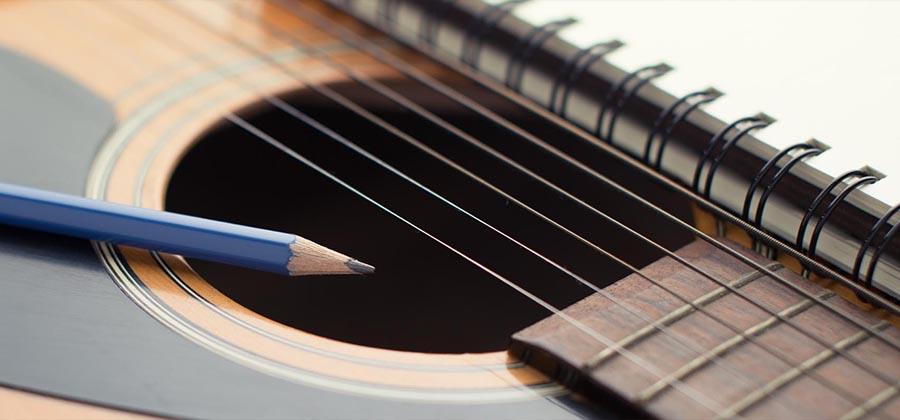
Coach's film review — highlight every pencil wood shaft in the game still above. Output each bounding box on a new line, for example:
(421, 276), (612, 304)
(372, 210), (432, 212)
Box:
(0, 182), (370, 276)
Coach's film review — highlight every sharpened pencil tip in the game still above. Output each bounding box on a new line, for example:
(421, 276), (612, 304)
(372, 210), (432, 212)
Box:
(288, 236), (373, 276)
(346, 259), (375, 275)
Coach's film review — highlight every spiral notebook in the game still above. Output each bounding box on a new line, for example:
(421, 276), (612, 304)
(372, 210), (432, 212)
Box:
(330, 0), (900, 299)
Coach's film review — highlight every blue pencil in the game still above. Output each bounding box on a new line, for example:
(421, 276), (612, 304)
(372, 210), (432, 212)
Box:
(0, 182), (373, 276)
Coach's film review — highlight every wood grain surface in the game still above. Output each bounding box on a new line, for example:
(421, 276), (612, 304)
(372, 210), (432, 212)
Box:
(0, 1), (598, 418)
(512, 238), (900, 419)
(2, 0), (896, 418)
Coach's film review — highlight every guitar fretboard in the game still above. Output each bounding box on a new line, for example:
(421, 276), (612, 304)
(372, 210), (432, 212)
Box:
(512, 240), (900, 419)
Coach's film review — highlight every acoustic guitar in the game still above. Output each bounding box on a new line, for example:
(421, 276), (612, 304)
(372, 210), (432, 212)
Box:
(1, 1), (897, 419)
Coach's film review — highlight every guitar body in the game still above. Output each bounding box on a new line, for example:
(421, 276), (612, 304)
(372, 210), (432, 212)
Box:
(0, 1), (615, 417)
(4, 1), (898, 418)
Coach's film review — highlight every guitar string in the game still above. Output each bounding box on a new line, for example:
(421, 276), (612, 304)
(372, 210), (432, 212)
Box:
(203, 0), (804, 400)
(81, 0), (896, 412)
(299, 0), (900, 330)
(295, 0), (900, 325)
(345, 0), (900, 316)
(160, 0), (892, 409)
(64, 3), (554, 385)
(97, 2), (730, 415)
(260, 0), (900, 391)
(223, 1), (897, 410)
(178, 0), (879, 410)
(229, 113), (736, 411)
(93, 0), (892, 416)
(206, 0), (892, 414)
(275, 0), (900, 366)
(100, 1), (892, 416)
(98, 0), (892, 414)
(160, 0), (807, 411)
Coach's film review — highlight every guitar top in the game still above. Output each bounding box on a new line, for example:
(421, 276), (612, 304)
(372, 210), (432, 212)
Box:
(0, 1), (897, 418)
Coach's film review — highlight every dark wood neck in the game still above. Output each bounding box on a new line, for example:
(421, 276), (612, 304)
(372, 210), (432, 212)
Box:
(511, 239), (900, 419)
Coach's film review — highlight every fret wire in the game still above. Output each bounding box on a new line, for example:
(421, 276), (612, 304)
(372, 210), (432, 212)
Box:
(276, 0), (900, 384)
(840, 384), (900, 420)
(305, 0), (900, 317)
(583, 263), (782, 370)
(209, 1), (876, 410)
(192, 0), (884, 406)
(102, 3), (728, 415)
(719, 320), (893, 419)
(637, 290), (836, 404)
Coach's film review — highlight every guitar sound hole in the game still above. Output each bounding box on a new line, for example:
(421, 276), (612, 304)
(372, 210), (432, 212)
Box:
(166, 78), (695, 354)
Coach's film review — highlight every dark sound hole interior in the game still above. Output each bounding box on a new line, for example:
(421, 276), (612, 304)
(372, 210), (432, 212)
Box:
(165, 76), (695, 354)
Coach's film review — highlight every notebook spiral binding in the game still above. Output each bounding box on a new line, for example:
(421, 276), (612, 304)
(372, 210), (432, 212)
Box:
(644, 88), (722, 169)
(595, 63), (671, 143)
(418, 0), (456, 46)
(460, 0), (526, 67)
(802, 172), (879, 277)
(797, 170), (876, 254)
(548, 40), (623, 118)
(505, 17), (576, 92)
(359, 0), (899, 300)
(692, 115), (768, 194)
(855, 204), (900, 286)
(743, 144), (818, 222)
(864, 212), (900, 289)
(377, 0), (400, 28)
(699, 115), (775, 200)
(755, 148), (827, 256)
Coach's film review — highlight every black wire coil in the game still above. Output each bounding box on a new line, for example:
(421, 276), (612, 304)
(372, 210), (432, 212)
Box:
(378, 0), (400, 27)
(548, 40), (623, 118)
(701, 116), (774, 199)
(743, 143), (817, 222)
(505, 17), (577, 92)
(805, 174), (878, 260)
(793, 169), (879, 278)
(865, 213), (900, 289)
(742, 143), (824, 255)
(854, 204), (900, 287)
(796, 170), (874, 252)
(750, 147), (826, 230)
(644, 88), (722, 169)
(460, 0), (528, 67)
(595, 63), (672, 144)
(418, 0), (457, 46)
(417, 0), (896, 298)
(692, 114), (773, 197)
